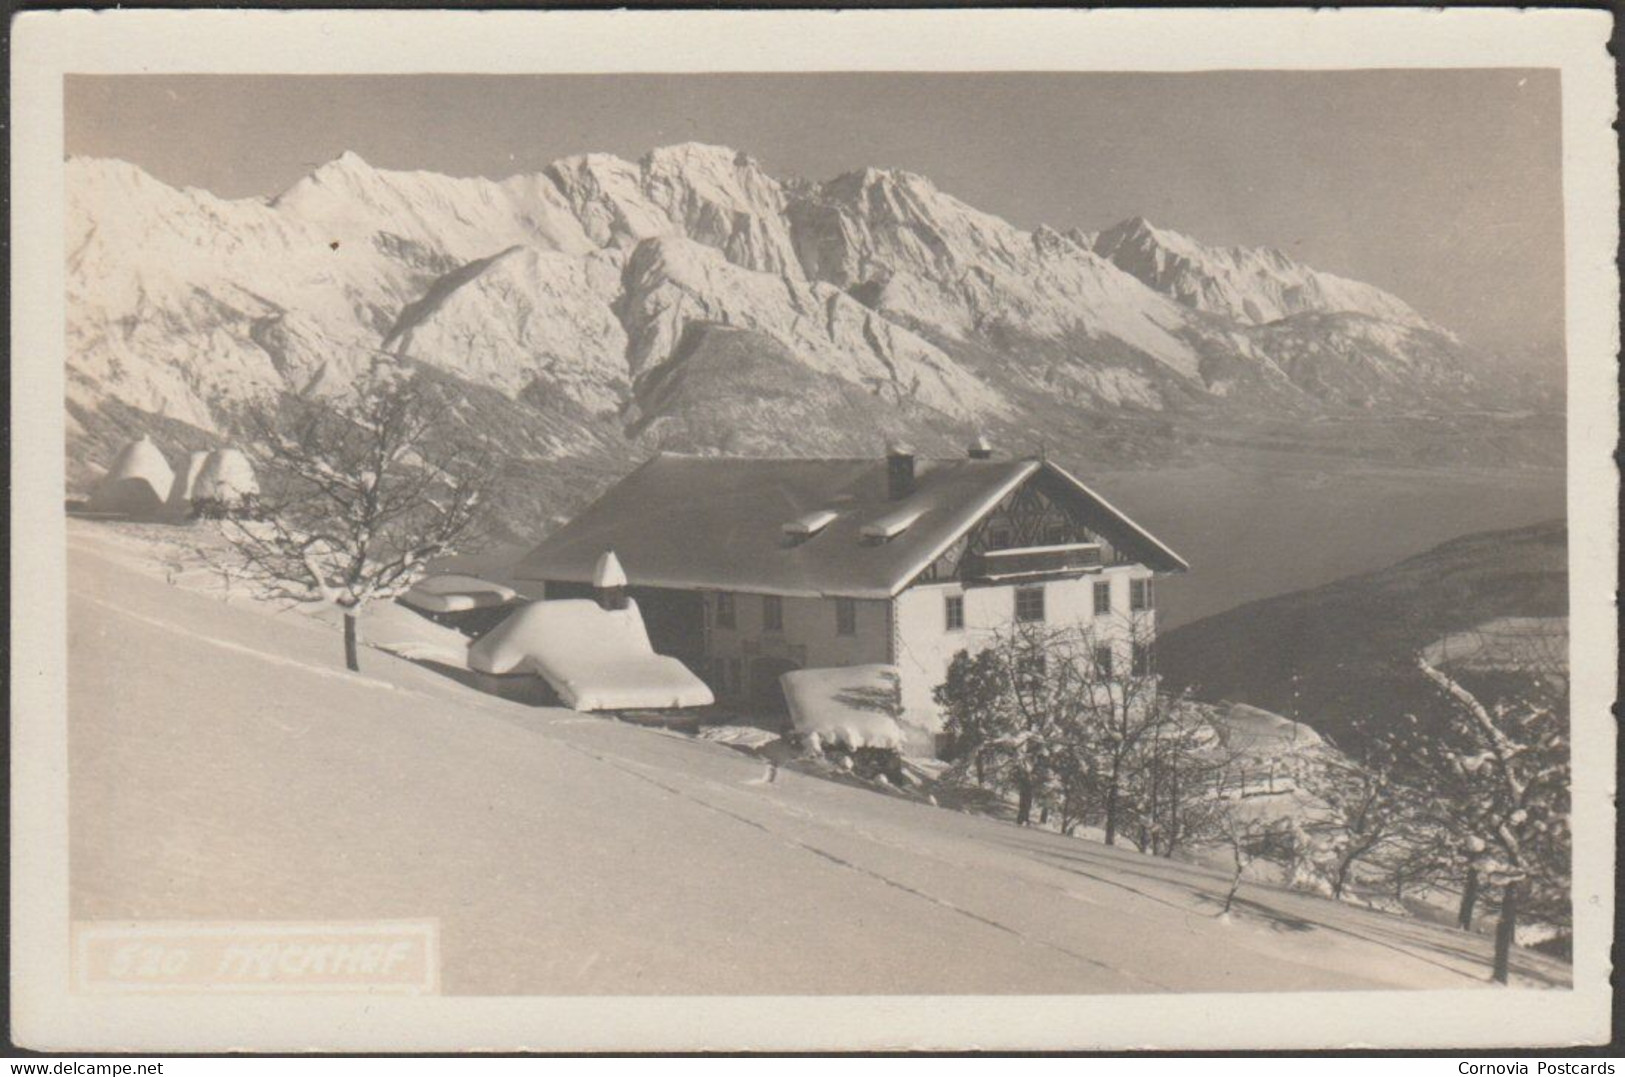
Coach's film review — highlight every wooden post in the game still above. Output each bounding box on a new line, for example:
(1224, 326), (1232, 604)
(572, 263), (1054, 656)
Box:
(1458, 866), (1480, 930)
(343, 611), (360, 672)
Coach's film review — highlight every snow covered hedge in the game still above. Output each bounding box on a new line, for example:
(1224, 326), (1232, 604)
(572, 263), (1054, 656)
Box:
(781, 665), (907, 753)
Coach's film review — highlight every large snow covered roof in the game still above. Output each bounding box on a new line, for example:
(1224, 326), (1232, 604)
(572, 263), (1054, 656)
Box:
(515, 453), (1186, 600)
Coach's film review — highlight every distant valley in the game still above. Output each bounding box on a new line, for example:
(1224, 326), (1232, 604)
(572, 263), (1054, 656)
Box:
(1159, 520), (1569, 752)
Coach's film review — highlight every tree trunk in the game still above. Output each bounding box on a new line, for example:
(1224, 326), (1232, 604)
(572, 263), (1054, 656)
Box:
(1104, 781), (1119, 846)
(1492, 881), (1520, 985)
(1223, 844), (1245, 914)
(1016, 778), (1033, 826)
(343, 611), (360, 672)
(1332, 855), (1352, 900)
(1458, 866), (1480, 930)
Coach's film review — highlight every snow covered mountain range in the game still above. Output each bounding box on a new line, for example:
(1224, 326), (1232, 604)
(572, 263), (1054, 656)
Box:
(67, 142), (1512, 485)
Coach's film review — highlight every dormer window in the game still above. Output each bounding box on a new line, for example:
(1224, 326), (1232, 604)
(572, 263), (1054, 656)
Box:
(783, 509), (838, 544)
(860, 506), (925, 545)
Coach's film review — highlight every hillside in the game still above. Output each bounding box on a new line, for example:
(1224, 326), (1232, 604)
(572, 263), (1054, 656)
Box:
(1158, 520), (1568, 752)
(65, 143), (1559, 536)
(67, 521), (1570, 997)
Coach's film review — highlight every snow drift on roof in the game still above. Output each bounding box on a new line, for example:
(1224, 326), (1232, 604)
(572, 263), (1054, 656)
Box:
(90, 436), (174, 517)
(193, 448), (259, 502)
(165, 450), (211, 512)
(467, 598), (713, 711)
(401, 573), (519, 614)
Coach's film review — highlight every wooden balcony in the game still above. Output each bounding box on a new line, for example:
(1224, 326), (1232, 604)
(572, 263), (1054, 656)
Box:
(964, 542), (1103, 583)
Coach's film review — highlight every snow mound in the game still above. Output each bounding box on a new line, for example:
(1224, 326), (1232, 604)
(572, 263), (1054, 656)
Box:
(782, 665), (906, 752)
(696, 725), (782, 751)
(89, 436), (175, 517)
(192, 448), (259, 502)
(165, 450), (211, 513)
(467, 598), (714, 711)
(401, 573), (519, 614)
(360, 602), (473, 666)
(1216, 703), (1326, 757)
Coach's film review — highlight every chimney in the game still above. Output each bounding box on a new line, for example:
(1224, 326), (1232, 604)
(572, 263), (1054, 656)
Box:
(967, 435), (995, 460)
(885, 441), (916, 501)
(593, 549), (629, 611)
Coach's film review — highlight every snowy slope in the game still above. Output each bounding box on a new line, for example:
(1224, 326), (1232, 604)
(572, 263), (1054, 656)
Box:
(68, 526), (1571, 1002)
(66, 142), (1506, 477)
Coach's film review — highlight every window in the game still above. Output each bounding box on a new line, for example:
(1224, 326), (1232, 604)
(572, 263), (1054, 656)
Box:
(1130, 578), (1154, 612)
(1093, 580), (1112, 617)
(715, 592), (736, 630)
(944, 594), (965, 632)
(835, 598), (856, 636)
(763, 594), (784, 632)
(1014, 585), (1046, 623)
(1044, 523), (1069, 545)
(988, 526), (1013, 550)
(1132, 640), (1153, 677)
(1093, 644), (1115, 677)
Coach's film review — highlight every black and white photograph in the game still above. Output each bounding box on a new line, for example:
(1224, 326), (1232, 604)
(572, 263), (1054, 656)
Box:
(9, 7), (1616, 1054)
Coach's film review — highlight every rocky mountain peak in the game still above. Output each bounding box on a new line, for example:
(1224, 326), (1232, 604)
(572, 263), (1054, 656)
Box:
(65, 141), (1503, 484)
(1093, 213), (1435, 332)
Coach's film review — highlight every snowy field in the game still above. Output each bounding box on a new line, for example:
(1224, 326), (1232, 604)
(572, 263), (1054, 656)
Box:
(66, 520), (1570, 994)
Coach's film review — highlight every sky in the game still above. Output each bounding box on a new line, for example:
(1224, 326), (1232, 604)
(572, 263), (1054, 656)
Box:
(65, 71), (1564, 357)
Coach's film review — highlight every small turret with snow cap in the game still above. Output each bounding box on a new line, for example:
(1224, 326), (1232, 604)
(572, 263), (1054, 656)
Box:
(594, 549), (629, 611)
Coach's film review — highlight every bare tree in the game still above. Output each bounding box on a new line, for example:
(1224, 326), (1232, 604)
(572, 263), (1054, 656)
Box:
(936, 615), (1186, 839)
(1413, 650), (1570, 983)
(935, 623), (1092, 825)
(1296, 721), (1421, 901)
(1128, 696), (1230, 858)
(1212, 800), (1298, 917)
(1070, 615), (1167, 847)
(221, 366), (492, 672)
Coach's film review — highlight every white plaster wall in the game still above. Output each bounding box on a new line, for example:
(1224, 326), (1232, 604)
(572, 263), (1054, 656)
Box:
(703, 592), (890, 672)
(892, 566), (1158, 738)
